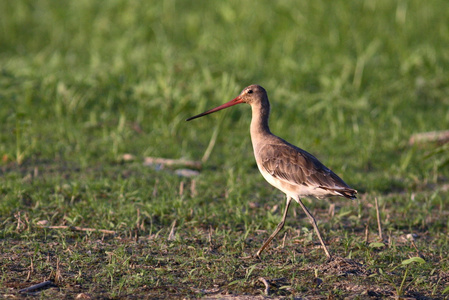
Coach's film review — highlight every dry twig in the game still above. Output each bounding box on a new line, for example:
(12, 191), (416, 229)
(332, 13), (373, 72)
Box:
(39, 225), (116, 234)
(26, 258), (34, 281)
(19, 280), (53, 293)
(409, 130), (449, 145)
(375, 198), (383, 240)
(364, 218), (370, 244)
(168, 220), (177, 241)
(144, 157), (202, 169)
(281, 232), (288, 249)
(54, 257), (63, 284)
(258, 277), (270, 295)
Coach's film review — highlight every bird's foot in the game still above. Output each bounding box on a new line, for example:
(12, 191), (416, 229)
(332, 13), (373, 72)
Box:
(240, 253), (257, 260)
(240, 252), (263, 260)
(325, 255), (334, 264)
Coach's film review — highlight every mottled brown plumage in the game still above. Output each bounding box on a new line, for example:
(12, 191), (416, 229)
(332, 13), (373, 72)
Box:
(187, 84), (357, 258)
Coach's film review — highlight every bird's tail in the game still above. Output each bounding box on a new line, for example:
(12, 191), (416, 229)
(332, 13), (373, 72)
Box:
(339, 189), (357, 200)
(321, 186), (358, 199)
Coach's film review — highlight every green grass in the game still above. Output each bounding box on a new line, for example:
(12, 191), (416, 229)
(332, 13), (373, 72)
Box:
(1, 0), (449, 298)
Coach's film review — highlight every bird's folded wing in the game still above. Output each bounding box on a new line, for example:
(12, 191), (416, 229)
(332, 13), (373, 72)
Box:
(259, 144), (356, 198)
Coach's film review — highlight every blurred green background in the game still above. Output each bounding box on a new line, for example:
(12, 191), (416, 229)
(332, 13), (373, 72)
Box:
(2, 1), (448, 184)
(1, 1), (448, 185)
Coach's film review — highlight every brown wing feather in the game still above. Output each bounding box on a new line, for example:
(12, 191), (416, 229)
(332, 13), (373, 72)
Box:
(259, 143), (357, 199)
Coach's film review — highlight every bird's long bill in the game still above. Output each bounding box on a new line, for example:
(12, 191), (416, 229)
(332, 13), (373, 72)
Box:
(186, 96), (243, 121)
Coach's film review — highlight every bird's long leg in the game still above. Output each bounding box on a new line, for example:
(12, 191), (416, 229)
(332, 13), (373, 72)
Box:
(296, 198), (331, 259)
(256, 196), (292, 257)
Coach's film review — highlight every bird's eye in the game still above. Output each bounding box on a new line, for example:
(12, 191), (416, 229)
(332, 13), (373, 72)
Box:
(247, 90), (253, 94)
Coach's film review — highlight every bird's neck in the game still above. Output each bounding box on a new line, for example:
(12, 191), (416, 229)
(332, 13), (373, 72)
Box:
(250, 101), (272, 140)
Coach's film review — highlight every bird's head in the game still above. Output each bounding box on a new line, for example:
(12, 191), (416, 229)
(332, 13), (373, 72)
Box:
(186, 84), (267, 121)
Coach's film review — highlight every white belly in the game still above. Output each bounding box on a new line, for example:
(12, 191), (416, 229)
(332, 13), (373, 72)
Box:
(257, 164), (331, 201)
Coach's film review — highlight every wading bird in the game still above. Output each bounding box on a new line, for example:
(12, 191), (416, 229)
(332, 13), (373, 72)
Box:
(186, 85), (357, 258)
